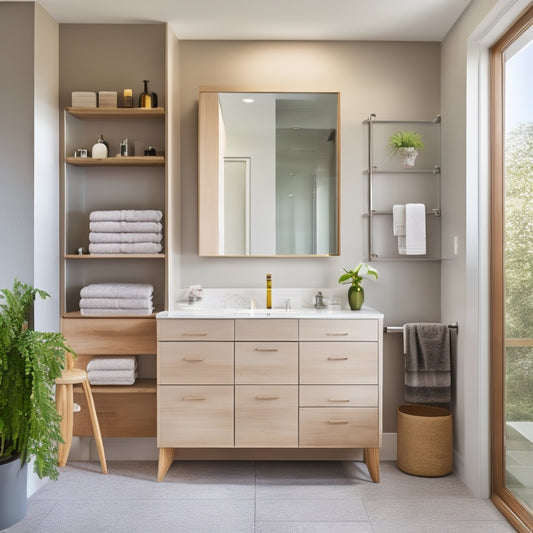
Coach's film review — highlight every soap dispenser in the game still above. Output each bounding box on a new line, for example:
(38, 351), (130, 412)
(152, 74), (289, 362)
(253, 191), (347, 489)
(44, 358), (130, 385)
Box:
(266, 273), (272, 309)
(91, 134), (108, 159)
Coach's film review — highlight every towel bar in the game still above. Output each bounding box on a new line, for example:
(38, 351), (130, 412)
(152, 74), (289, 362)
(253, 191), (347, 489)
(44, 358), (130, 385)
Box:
(384, 322), (458, 333)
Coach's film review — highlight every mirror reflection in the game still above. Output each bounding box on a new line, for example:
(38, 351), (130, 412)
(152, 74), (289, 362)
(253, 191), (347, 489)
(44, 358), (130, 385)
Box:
(198, 91), (339, 256)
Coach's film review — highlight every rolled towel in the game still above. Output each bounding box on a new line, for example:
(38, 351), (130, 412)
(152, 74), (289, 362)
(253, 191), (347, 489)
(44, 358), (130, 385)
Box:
(89, 232), (162, 244)
(80, 283), (154, 300)
(80, 308), (154, 316)
(88, 242), (162, 254)
(87, 356), (137, 372)
(88, 370), (137, 386)
(90, 210), (163, 222)
(80, 298), (153, 310)
(89, 221), (162, 233)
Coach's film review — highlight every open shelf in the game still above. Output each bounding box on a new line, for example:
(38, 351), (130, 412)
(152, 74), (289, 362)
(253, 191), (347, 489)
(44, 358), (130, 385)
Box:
(65, 254), (165, 259)
(74, 378), (156, 394)
(66, 156), (164, 166)
(66, 107), (165, 119)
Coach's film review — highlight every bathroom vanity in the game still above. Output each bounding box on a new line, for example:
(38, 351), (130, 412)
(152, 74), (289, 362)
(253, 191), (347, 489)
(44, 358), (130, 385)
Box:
(156, 308), (383, 482)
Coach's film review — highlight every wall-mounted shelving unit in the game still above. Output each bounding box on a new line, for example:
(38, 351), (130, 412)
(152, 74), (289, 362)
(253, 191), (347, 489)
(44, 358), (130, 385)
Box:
(364, 113), (441, 261)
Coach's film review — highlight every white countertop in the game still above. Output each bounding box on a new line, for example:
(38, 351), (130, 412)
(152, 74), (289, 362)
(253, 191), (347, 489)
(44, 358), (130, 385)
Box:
(157, 306), (383, 319)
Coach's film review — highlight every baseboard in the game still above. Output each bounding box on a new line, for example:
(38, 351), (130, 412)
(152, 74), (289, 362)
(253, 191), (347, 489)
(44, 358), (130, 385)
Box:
(70, 433), (400, 462)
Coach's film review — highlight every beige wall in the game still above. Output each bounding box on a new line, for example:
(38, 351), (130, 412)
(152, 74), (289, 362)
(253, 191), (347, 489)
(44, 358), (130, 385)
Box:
(178, 40), (442, 432)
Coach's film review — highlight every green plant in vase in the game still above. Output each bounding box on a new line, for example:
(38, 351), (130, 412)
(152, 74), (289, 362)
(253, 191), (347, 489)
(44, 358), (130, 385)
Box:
(338, 263), (378, 310)
(389, 130), (424, 168)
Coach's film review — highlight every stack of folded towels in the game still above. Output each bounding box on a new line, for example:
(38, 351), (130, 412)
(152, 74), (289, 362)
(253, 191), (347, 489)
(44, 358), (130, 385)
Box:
(88, 209), (163, 254)
(79, 283), (154, 316)
(87, 356), (137, 386)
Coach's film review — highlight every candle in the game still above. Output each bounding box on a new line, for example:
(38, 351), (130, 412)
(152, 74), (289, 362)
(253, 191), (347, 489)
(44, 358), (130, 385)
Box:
(123, 89), (133, 108)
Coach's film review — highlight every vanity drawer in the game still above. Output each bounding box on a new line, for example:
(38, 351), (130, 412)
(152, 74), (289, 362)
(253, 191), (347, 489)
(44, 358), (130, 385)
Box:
(299, 385), (378, 407)
(300, 342), (378, 384)
(235, 319), (298, 341)
(158, 342), (234, 384)
(157, 385), (234, 447)
(299, 408), (379, 448)
(235, 385), (298, 447)
(62, 317), (156, 355)
(299, 319), (378, 342)
(235, 342), (298, 384)
(157, 319), (234, 341)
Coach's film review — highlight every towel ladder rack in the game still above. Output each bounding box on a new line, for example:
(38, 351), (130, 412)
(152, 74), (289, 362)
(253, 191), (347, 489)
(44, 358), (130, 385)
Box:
(384, 322), (458, 334)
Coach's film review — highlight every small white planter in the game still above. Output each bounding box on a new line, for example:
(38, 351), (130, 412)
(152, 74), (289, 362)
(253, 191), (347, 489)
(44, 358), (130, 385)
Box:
(398, 147), (419, 168)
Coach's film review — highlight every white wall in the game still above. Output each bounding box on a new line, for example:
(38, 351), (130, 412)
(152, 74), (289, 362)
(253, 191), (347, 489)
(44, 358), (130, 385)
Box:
(441, 0), (532, 498)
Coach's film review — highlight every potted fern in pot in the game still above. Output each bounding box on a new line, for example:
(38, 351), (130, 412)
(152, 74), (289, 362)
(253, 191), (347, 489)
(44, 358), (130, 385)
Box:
(389, 130), (424, 168)
(0, 280), (72, 529)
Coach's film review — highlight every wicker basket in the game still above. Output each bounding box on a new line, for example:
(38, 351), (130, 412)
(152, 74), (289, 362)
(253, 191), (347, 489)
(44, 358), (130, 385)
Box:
(397, 404), (453, 477)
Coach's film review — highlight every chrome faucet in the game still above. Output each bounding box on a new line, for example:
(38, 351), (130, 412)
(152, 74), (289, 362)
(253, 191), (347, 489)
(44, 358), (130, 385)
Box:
(314, 291), (327, 309)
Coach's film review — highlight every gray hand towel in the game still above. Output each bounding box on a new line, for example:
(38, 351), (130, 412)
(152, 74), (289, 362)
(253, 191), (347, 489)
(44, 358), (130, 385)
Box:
(403, 323), (451, 403)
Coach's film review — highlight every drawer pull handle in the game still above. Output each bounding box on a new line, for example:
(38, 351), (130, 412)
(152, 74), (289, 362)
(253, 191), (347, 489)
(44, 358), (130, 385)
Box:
(327, 356), (349, 361)
(182, 396), (207, 401)
(327, 419), (349, 425)
(255, 395), (279, 400)
(326, 333), (349, 336)
(182, 357), (205, 362)
(181, 333), (208, 337)
(254, 348), (279, 352)
(328, 398), (350, 403)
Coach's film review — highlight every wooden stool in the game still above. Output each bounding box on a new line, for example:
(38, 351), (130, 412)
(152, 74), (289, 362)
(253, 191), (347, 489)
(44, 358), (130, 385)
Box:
(55, 356), (107, 474)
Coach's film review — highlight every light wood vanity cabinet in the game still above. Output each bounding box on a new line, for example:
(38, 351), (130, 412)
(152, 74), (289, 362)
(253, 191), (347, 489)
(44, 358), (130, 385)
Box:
(157, 314), (383, 483)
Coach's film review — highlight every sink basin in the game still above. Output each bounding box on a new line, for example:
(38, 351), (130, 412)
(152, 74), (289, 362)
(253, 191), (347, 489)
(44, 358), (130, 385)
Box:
(169, 305), (344, 318)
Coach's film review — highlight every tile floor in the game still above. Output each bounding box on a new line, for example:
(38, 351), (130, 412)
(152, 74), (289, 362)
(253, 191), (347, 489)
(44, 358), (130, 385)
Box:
(3, 460), (514, 533)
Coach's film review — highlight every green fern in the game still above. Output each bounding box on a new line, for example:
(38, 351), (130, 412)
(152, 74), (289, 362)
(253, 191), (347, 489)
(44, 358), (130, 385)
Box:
(389, 130), (425, 153)
(0, 280), (72, 480)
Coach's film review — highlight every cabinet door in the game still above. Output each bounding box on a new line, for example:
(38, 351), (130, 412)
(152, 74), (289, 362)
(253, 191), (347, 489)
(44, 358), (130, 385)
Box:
(299, 319), (378, 341)
(299, 407), (379, 447)
(235, 342), (298, 384)
(235, 319), (298, 341)
(235, 385), (298, 447)
(158, 385), (234, 447)
(158, 342), (234, 384)
(299, 342), (378, 384)
(157, 319), (234, 341)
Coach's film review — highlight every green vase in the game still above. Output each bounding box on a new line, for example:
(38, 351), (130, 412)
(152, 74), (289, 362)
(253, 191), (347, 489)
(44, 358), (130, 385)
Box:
(348, 285), (364, 310)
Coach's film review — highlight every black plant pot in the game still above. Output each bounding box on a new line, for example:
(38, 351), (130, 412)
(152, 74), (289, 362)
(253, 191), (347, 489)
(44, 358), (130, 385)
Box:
(0, 454), (28, 529)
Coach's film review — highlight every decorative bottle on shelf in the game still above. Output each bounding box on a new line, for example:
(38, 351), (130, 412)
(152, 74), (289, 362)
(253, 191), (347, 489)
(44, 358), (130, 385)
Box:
(91, 134), (108, 159)
(266, 273), (272, 309)
(139, 80), (158, 109)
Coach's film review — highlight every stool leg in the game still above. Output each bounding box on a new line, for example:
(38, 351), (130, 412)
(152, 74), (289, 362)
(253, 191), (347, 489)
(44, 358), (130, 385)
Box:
(82, 380), (107, 474)
(56, 383), (73, 467)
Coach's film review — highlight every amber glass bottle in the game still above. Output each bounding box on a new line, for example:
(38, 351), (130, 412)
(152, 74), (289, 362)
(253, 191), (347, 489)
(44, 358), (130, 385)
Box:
(266, 274), (272, 309)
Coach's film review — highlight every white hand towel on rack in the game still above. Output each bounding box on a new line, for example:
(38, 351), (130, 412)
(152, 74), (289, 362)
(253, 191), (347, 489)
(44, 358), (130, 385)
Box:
(405, 203), (426, 255)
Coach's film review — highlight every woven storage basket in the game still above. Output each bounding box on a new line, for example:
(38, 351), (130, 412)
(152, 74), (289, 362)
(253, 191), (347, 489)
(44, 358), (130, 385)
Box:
(397, 404), (453, 477)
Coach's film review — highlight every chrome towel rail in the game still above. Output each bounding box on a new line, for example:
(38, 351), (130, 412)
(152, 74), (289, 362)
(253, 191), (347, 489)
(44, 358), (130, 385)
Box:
(384, 322), (458, 334)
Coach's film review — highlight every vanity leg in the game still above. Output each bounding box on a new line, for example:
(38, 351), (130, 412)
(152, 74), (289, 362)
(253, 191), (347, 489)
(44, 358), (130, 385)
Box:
(364, 447), (380, 483)
(157, 447), (175, 482)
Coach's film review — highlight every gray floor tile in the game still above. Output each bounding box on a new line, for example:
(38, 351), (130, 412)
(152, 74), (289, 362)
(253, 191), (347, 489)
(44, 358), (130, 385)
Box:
(256, 522), (373, 532)
(370, 520), (516, 532)
(364, 497), (506, 522)
(32, 499), (254, 533)
(256, 498), (369, 522)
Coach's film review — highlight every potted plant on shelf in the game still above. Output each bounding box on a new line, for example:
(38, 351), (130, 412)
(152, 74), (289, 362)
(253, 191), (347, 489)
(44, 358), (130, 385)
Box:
(389, 130), (424, 168)
(0, 280), (72, 530)
(338, 263), (379, 310)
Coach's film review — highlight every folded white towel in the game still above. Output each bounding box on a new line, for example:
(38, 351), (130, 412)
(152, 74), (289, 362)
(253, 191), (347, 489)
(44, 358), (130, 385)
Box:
(89, 242), (162, 254)
(90, 210), (163, 222)
(87, 356), (137, 372)
(88, 370), (137, 386)
(80, 283), (154, 300)
(80, 308), (154, 316)
(89, 232), (162, 244)
(405, 203), (426, 255)
(80, 298), (153, 310)
(392, 205), (406, 236)
(89, 221), (162, 233)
